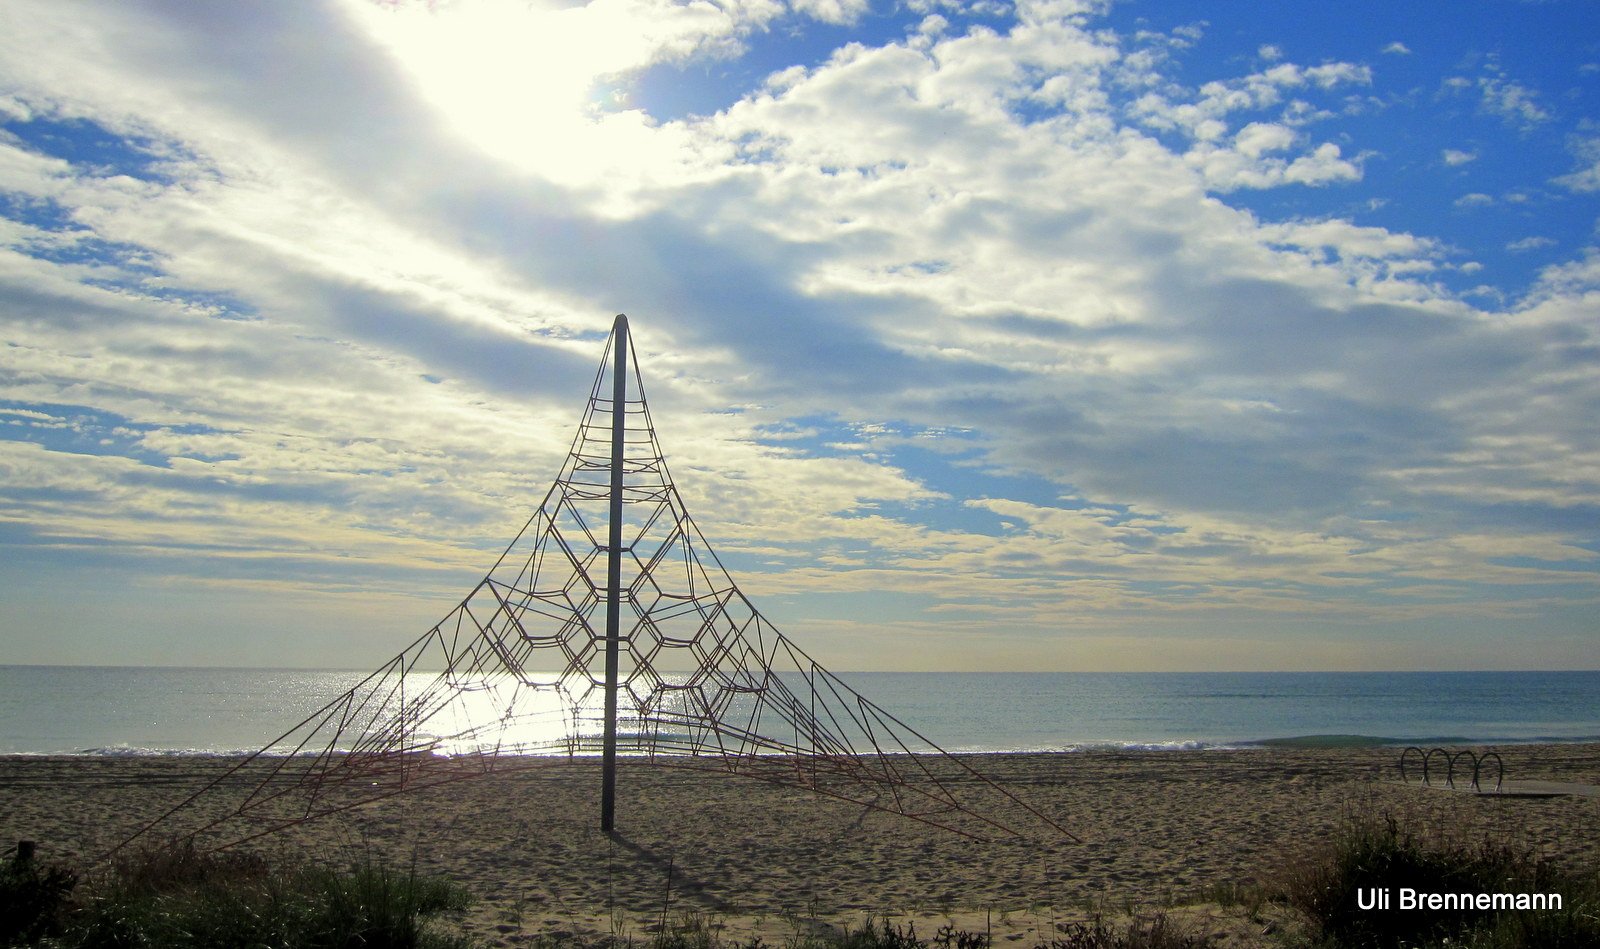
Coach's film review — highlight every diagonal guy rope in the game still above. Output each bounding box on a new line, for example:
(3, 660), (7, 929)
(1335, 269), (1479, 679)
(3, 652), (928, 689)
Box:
(113, 317), (1077, 854)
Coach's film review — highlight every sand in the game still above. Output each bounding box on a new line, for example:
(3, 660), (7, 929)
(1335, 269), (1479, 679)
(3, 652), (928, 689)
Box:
(4, 746), (1598, 947)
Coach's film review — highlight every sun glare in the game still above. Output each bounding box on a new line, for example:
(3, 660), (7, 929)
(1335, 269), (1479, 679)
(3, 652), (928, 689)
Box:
(346, 0), (667, 183)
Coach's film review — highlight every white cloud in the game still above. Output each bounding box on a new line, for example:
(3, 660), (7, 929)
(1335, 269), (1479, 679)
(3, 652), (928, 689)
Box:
(1478, 76), (1551, 128)
(1526, 247), (1600, 298)
(1122, 55), (1370, 194)
(1382, 41), (1411, 55)
(1187, 139), (1360, 192)
(1131, 60), (1371, 136)
(1233, 121), (1294, 157)
(791, 0), (869, 25)
(1554, 135), (1600, 192)
(1506, 236), (1556, 252)
(1556, 160), (1600, 192)
(1442, 148), (1477, 166)
(1261, 218), (1443, 263)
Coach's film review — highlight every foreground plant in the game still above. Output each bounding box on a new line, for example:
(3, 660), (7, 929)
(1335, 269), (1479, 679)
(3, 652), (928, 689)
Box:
(0, 853), (77, 945)
(2, 842), (474, 949)
(1271, 815), (1600, 948)
(706, 914), (1207, 949)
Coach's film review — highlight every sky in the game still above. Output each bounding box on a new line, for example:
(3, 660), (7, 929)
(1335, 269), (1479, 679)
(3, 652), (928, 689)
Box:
(0, 0), (1597, 673)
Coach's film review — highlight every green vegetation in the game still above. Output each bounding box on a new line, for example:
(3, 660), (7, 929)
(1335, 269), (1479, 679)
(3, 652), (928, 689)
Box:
(704, 917), (1207, 949)
(1272, 815), (1600, 948)
(0, 854), (76, 945)
(0, 843), (473, 948)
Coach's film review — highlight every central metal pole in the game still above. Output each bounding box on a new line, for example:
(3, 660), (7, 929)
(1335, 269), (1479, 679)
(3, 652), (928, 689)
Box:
(601, 314), (628, 833)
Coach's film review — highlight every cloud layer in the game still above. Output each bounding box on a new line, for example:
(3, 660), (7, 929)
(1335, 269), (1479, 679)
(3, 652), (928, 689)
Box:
(1, 0), (1596, 670)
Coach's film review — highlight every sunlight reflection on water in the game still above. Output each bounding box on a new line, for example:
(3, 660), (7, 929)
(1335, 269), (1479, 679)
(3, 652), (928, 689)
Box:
(395, 670), (714, 758)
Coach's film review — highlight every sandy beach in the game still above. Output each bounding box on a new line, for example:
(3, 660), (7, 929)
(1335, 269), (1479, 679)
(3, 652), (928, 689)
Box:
(4, 746), (1598, 946)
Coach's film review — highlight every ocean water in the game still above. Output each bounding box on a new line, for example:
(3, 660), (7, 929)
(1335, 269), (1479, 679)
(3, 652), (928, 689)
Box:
(0, 666), (1597, 756)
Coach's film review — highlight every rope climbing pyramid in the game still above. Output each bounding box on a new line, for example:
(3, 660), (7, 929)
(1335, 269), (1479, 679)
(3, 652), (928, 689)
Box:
(118, 316), (1073, 852)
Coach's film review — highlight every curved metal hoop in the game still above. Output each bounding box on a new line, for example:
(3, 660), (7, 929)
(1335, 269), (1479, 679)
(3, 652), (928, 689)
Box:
(1422, 747), (1451, 787)
(1474, 751), (1504, 792)
(1398, 746), (1427, 784)
(1447, 750), (1479, 790)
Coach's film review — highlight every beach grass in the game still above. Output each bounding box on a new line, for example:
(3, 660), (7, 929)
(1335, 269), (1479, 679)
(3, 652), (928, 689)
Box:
(659, 914), (1211, 949)
(0, 852), (76, 945)
(1, 842), (475, 948)
(1271, 814), (1600, 948)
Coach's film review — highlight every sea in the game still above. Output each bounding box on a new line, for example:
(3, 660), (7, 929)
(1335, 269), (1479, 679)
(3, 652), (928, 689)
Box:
(1, 666), (1597, 757)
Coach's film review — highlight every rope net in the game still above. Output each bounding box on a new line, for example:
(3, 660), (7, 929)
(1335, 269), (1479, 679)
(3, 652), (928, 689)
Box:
(116, 321), (1074, 852)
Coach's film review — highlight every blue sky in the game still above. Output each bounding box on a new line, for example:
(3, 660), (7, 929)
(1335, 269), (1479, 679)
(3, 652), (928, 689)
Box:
(1, 0), (1597, 671)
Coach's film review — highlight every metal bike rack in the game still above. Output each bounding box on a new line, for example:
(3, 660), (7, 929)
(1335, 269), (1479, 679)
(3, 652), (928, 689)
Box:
(1399, 745), (1504, 792)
